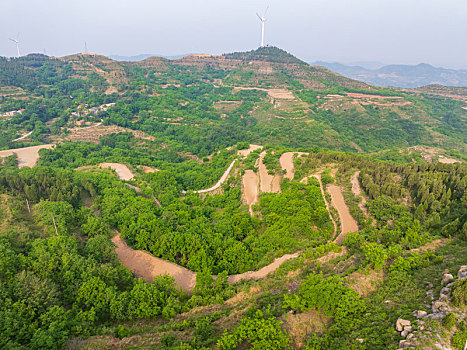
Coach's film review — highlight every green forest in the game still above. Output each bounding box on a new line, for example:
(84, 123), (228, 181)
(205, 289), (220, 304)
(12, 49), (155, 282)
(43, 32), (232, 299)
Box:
(0, 47), (466, 349)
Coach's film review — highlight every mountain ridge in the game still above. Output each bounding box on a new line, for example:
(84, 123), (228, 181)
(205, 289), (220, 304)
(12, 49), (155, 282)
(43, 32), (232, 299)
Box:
(314, 61), (467, 88)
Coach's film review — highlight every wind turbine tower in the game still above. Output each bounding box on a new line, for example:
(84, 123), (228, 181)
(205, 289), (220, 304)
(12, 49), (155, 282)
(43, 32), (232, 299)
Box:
(256, 6), (269, 47)
(9, 35), (21, 58)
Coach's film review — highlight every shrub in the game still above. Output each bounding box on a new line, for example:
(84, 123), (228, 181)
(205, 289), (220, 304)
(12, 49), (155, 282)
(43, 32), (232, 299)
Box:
(442, 313), (456, 330)
(452, 279), (467, 307)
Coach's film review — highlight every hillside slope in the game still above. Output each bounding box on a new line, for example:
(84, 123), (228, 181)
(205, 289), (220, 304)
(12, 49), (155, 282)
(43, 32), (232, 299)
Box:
(0, 47), (466, 156)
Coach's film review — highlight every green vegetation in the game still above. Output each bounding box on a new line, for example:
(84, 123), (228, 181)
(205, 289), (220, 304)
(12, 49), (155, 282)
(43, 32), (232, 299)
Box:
(0, 47), (465, 349)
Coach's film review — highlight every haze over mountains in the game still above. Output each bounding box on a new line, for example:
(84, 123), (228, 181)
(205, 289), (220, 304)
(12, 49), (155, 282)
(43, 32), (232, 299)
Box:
(314, 61), (467, 88)
(109, 53), (467, 88)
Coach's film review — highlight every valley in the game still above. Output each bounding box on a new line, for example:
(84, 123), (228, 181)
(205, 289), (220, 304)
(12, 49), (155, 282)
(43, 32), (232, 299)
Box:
(0, 47), (465, 350)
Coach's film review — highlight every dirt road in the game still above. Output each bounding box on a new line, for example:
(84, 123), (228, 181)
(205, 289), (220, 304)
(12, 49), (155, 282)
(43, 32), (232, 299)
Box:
(0, 144), (54, 168)
(12, 130), (33, 142)
(112, 233), (300, 291)
(327, 185), (358, 244)
(99, 163), (135, 181)
(183, 159), (237, 194)
(228, 253), (300, 283)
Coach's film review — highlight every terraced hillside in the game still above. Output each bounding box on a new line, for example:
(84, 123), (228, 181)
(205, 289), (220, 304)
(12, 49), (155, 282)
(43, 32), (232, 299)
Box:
(0, 47), (465, 350)
(0, 47), (465, 158)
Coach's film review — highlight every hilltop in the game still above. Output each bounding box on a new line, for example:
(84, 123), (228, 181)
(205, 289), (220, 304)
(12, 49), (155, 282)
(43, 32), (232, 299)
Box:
(0, 47), (466, 156)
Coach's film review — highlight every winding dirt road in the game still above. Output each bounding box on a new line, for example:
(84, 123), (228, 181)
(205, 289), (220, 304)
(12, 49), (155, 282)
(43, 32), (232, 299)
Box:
(309, 174), (338, 238)
(112, 233), (299, 292)
(12, 130), (33, 142)
(182, 159), (237, 194)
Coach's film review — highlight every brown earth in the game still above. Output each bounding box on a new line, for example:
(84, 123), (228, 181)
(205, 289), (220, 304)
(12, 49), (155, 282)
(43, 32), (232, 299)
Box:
(111, 234), (197, 292)
(64, 124), (155, 143)
(242, 169), (259, 216)
(99, 163), (135, 181)
(351, 171), (368, 215)
(327, 184), (358, 244)
(346, 269), (384, 297)
(139, 165), (159, 173)
(258, 151), (281, 193)
(237, 144), (263, 157)
(279, 152), (308, 180)
(0, 144), (54, 168)
(228, 252), (300, 284)
(282, 310), (330, 348)
(438, 157), (459, 164)
(112, 234), (300, 292)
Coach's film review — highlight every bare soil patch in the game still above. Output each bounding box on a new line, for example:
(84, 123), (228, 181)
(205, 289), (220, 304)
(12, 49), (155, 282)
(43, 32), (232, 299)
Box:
(438, 157), (459, 164)
(258, 151), (281, 193)
(280, 152), (308, 180)
(268, 89), (295, 100)
(282, 310), (330, 348)
(65, 125), (154, 143)
(112, 234), (197, 292)
(351, 171), (368, 215)
(0, 144), (54, 168)
(237, 144), (263, 157)
(409, 239), (448, 253)
(242, 169), (259, 216)
(346, 269), (384, 297)
(327, 184), (358, 244)
(139, 165), (159, 173)
(99, 163), (135, 181)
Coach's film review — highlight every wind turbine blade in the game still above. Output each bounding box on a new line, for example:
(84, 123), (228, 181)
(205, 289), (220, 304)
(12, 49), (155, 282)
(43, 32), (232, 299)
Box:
(264, 5), (269, 16)
(9, 38), (17, 43)
(256, 13), (263, 20)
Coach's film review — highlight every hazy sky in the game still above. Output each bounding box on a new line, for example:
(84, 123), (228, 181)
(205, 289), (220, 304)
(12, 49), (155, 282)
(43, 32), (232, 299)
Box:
(1, 0), (466, 68)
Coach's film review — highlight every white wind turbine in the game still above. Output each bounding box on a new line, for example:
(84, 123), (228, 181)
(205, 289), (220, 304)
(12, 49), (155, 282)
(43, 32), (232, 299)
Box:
(256, 6), (269, 47)
(9, 34), (21, 58)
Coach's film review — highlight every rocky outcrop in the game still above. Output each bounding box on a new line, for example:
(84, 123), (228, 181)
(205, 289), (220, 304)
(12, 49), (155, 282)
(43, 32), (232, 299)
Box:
(396, 265), (467, 350)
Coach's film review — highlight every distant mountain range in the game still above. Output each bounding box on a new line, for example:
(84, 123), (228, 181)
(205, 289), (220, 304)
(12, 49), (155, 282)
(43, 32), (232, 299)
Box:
(313, 61), (467, 88)
(109, 54), (193, 62)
